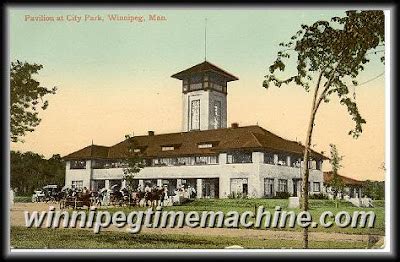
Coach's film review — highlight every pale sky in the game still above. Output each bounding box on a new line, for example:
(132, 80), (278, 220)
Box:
(9, 8), (386, 181)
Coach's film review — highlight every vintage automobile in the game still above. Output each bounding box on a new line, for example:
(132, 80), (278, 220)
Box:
(31, 190), (46, 202)
(31, 185), (60, 203)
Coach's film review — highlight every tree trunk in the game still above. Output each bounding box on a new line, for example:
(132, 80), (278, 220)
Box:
(301, 98), (318, 249)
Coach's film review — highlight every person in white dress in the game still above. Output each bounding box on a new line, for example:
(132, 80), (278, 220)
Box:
(10, 188), (15, 210)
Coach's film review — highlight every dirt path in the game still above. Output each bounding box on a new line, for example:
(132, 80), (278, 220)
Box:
(10, 202), (383, 245)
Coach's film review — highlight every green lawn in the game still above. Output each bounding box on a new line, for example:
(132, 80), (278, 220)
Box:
(10, 226), (371, 249)
(14, 196), (32, 203)
(104, 199), (385, 235)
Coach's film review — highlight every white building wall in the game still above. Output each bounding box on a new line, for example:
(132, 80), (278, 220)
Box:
(65, 156), (324, 198)
(65, 160), (92, 189)
(182, 90), (209, 131)
(182, 90), (227, 132)
(208, 90), (227, 129)
(258, 164), (324, 196)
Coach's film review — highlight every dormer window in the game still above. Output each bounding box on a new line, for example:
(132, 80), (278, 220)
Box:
(197, 141), (219, 149)
(162, 146), (175, 151)
(198, 143), (213, 149)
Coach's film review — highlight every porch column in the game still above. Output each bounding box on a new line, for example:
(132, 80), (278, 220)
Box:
(90, 180), (96, 191)
(177, 179), (183, 188)
(157, 179), (162, 187)
(138, 179), (144, 188)
(105, 179), (110, 189)
(273, 178), (279, 196)
(288, 179), (294, 196)
(121, 179), (127, 188)
(273, 154), (278, 165)
(196, 179), (203, 198)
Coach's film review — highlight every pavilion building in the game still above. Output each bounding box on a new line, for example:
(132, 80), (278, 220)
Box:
(63, 61), (326, 198)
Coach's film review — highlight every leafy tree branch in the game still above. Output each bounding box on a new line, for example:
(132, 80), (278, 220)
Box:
(10, 61), (57, 142)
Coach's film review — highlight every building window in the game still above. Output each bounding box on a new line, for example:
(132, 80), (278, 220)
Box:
(70, 160), (86, 169)
(264, 152), (275, 165)
(308, 160), (317, 169)
(161, 146), (175, 151)
(176, 157), (194, 166)
(190, 99), (200, 130)
(93, 159), (108, 169)
(209, 73), (227, 93)
(109, 179), (122, 189)
(264, 178), (275, 197)
(198, 143), (213, 149)
(213, 101), (222, 129)
(277, 155), (288, 166)
(291, 158), (302, 168)
(230, 178), (248, 196)
(313, 182), (321, 192)
(188, 75), (203, 91)
(71, 180), (83, 190)
(152, 156), (218, 166)
(195, 156), (218, 165)
(278, 179), (288, 192)
(316, 160), (322, 170)
(227, 151), (252, 164)
(92, 180), (105, 191)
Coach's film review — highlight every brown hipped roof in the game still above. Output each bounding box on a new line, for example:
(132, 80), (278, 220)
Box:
(63, 145), (110, 160)
(171, 61), (239, 82)
(63, 125), (327, 160)
(323, 171), (364, 186)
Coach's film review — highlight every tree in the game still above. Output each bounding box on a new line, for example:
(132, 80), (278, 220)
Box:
(122, 135), (145, 194)
(363, 180), (384, 200)
(10, 151), (65, 195)
(263, 10), (384, 248)
(327, 144), (345, 208)
(10, 60), (57, 142)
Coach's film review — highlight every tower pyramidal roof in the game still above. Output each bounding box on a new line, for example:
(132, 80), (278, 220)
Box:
(171, 60), (239, 82)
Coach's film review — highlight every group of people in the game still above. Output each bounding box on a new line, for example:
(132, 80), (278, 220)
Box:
(134, 183), (197, 204)
(137, 183), (196, 199)
(173, 184), (196, 200)
(59, 182), (197, 207)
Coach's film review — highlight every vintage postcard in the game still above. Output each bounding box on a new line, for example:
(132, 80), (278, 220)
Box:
(5, 4), (392, 257)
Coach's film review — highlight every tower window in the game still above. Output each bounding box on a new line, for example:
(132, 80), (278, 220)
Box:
(190, 99), (200, 130)
(213, 100), (222, 129)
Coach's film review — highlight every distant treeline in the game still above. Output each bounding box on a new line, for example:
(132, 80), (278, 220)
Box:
(11, 151), (65, 196)
(362, 180), (385, 200)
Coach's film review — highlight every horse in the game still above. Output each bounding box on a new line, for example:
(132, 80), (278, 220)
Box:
(131, 190), (146, 207)
(59, 189), (91, 209)
(145, 187), (165, 208)
(109, 188), (124, 206)
(74, 191), (92, 209)
(89, 191), (102, 207)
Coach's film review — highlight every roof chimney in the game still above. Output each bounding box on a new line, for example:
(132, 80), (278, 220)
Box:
(231, 122), (239, 129)
(148, 131), (155, 136)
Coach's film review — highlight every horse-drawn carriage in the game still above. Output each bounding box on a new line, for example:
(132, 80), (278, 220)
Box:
(108, 185), (166, 208)
(59, 190), (93, 209)
(58, 184), (170, 209)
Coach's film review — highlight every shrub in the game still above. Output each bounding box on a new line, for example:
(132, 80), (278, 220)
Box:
(273, 192), (291, 199)
(227, 192), (248, 199)
(309, 193), (328, 200)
